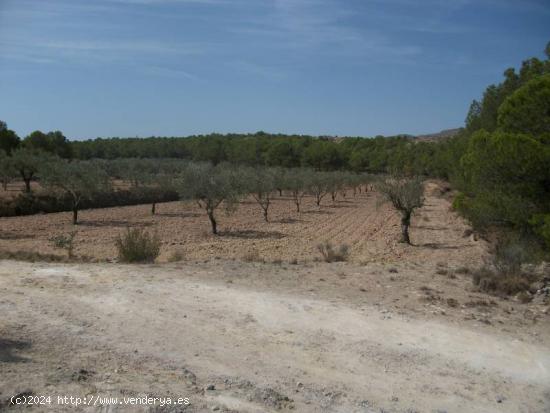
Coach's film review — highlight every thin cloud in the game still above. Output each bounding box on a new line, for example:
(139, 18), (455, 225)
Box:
(228, 60), (287, 81)
(105, 0), (235, 4)
(142, 66), (199, 80)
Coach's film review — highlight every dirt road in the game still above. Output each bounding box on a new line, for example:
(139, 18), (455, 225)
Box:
(1, 260), (549, 413)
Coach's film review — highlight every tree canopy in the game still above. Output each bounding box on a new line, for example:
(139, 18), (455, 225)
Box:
(0, 121), (21, 155)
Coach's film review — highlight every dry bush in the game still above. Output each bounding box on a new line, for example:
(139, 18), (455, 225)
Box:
(116, 228), (161, 263)
(446, 298), (459, 307)
(50, 231), (77, 258)
(317, 242), (349, 263)
(168, 249), (185, 262)
(472, 267), (536, 296)
(517, 291), (533, 303)
(472, 237), (539, 297)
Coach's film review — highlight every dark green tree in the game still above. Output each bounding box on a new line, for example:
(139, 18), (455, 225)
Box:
(0, 150), (17, 190)
(0, 121), (21, 155)
(498, 74), (550, 141)
(24, 130), (72, 158)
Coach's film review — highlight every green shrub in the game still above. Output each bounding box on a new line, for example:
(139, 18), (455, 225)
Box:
(530, 214), (550, 250)
(115, 228), (161, 263)
(451, 192), (466, 211)
(317, 242), (349, 263)
(0, 188), (179, 218)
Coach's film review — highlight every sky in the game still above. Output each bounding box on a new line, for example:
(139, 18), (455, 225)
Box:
(0, 0), (549, 140)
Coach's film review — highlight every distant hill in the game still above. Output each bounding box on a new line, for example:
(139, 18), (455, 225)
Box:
(414, 128), (462, 142)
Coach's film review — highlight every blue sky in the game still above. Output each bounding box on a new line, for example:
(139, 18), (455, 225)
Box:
(0, 0), (549, 139)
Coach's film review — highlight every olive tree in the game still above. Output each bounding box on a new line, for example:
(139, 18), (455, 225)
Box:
(113, 158), (151, 189)
(147, 172), (173, 215)
(0, 150), (17, 190)
(245, 167), (277, 222)
(177, 163), (244, 235)
(41, 160), (110, 224)
(271, 166), (288, 196)
(327, 172), (346, 203)
(114, 158), (165, 215)
(377, 176), (424, 245)
(308, 171), (330, 207)
(287, 168), (310, 213)
(11, 148), (51, 193)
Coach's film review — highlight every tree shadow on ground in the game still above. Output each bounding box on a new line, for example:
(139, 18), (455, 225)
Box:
(327, 204), (355, 209)
(275, 217), (303, 224)
(301, 210), (334, 215)
(413, 226), (447, 231)
(417, 242), (461, 250)
(0, 232), (33, 240)
(156, 212), (201, 218)
(219, 230), (286, 240)
(78, 220), (154, 228)
(0, 338), (31, 363)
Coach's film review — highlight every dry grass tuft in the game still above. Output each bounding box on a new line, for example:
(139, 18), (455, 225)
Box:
(115, 228), (161, 263)
(168, 249), (185, 262)
(472, 267), (536, 296)
(317, 242), (349, 263)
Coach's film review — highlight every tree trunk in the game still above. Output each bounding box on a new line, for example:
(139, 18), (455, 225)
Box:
(295, 201), (300, 213)
(401, 212), (411, 245)
(331, 192), (336, 202)
(151, 202), (156, 215)
(72, 207), (79, 225)
(263, 208), (268, 222)
(23, 178), (31, 193)
(278, 188), (283, 196)
(316, 196), (321, 207)
(207, 210), (217, 235)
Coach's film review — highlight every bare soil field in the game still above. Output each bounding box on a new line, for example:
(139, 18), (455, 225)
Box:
(1, 182), (549, 412)
(1, 182), (484, 266)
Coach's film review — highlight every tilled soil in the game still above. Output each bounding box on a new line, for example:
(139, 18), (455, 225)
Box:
(0, 182), (484, 266)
